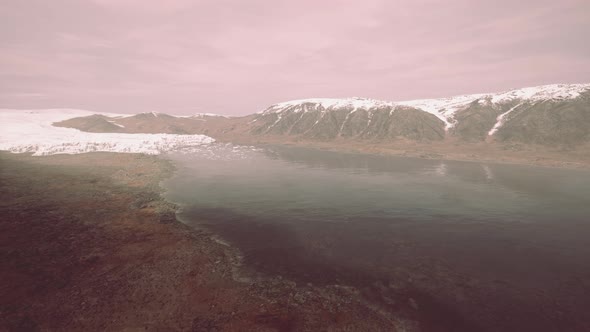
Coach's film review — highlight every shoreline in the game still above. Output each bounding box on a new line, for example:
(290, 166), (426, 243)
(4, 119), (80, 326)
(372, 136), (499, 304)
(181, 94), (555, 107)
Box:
(159, 147), (590, 332)
(0, 151), (423, 331)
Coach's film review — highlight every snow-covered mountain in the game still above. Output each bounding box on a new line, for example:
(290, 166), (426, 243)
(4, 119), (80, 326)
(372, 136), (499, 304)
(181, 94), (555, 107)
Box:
(253, 83), (590, 144)
(262, 84), (590, 128)
(0, 109), (214, 156)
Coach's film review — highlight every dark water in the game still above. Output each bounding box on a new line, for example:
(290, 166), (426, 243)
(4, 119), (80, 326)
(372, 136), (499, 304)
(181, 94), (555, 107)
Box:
(163, 145), (590, 332)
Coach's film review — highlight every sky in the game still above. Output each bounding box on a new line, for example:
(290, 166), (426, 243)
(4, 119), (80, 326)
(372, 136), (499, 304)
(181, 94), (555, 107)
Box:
(1, 0), (589, 115)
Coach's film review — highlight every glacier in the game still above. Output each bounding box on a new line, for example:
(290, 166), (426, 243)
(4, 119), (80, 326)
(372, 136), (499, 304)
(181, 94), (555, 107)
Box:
(0, 109), (215, 156)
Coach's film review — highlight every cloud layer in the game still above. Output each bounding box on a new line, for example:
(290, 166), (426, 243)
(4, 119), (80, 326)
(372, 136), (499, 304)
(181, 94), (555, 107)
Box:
(1, 0), (589, 115)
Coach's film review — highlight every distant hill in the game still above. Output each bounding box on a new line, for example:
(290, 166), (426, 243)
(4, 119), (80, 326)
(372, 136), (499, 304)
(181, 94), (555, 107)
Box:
(54, 112), (227, 135)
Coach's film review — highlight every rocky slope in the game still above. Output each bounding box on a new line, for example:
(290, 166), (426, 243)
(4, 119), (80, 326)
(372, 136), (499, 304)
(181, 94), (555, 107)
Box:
(251, 99), (446, 142)
(54, 112), (230, 135)
(52, 111), (249, 140)
(251, 84), (590, 146)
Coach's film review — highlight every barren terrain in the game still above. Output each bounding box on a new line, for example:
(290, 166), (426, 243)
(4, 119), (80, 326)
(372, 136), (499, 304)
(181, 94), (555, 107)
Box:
(0, 152), (432, 331)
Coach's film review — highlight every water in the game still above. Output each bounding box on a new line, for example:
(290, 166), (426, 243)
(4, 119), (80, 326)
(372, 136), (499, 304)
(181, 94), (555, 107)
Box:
(163, 145), (590, 332)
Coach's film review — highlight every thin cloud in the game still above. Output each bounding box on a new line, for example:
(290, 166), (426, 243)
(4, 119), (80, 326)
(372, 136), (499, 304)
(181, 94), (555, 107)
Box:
(0, 0), (588, 114)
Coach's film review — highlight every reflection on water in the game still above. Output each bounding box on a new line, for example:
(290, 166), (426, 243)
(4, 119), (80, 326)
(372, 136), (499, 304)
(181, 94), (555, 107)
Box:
(163, 145), (590, 332)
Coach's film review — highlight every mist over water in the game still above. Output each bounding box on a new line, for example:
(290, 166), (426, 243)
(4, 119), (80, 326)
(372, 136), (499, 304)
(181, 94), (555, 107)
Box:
(163, 145), (590, 332)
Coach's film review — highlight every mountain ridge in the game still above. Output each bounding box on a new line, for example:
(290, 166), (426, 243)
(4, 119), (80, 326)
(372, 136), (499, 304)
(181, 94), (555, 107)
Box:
(261, 83), (590, 130)
(3, 83), (590, 167)
(250, 83), (590, 144)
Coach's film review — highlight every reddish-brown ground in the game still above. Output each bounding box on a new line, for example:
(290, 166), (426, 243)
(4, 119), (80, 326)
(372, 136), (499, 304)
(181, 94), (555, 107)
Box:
(0, 152), (419, 331)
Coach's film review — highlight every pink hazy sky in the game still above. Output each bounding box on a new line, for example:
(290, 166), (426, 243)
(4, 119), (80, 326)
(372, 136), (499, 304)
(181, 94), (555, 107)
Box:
(1, 0), (589, 115)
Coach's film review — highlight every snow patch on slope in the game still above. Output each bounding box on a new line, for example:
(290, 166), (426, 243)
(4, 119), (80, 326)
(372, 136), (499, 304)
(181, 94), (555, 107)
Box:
(397, 94), (487, 129)
(488, 103), (524, 136)
(264, 113), (283, 133)
(490, 84), (589, 103)
(107, 120), (125, 128)
(0, 109), (214, 156)
(265, 97), (393, 113)
(191, 113), (231, 118)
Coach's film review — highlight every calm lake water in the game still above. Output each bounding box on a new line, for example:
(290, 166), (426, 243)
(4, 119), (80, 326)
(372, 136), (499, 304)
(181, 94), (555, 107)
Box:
(163, 145), (590, 332)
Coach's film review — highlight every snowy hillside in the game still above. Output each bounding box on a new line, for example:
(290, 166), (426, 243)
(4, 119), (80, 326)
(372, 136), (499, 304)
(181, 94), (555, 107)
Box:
(398, 83), (590, 129)
(264, 97), (394, 113)
(250, 83), (590, 144)
(0, 109), (215, 156)
(262, 84), (590, 130)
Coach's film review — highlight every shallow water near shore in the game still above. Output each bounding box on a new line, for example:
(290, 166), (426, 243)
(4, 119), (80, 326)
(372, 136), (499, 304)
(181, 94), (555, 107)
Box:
(163, 145), (590, 332)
